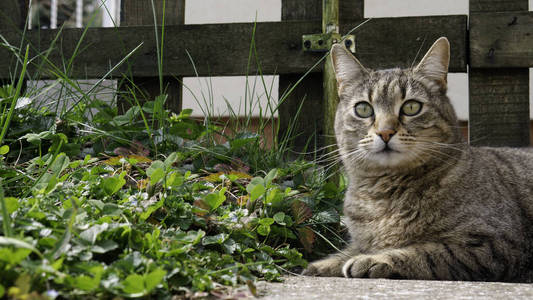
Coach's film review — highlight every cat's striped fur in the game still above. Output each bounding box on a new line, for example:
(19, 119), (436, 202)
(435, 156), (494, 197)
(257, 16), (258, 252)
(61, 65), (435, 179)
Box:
(302, 38), (533, 281)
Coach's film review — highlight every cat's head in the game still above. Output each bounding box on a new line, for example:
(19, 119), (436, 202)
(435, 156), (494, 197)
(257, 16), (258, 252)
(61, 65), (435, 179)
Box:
(331, 37), (462, 172)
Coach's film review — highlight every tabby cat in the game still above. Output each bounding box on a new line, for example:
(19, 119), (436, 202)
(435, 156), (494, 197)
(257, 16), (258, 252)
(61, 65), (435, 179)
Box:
(302, 37), (533, 282)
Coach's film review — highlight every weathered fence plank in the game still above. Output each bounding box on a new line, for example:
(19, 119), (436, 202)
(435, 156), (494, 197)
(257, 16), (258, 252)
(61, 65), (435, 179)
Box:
(0, 16), (467, 79)
(0, 0), (26, 30)
(119, 0), (184, 112)
(470, 0), (528, 12)
(470, 11), (533, 68)
(121, 0), (185, 26)
(469, 0), (530, 147)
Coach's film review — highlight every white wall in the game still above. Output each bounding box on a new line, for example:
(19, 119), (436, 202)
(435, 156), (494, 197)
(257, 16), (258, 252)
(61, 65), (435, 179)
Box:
(183, 0), (281, 117)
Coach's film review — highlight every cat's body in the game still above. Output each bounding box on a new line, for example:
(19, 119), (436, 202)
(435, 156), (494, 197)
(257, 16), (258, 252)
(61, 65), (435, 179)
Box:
(302, 38), (533, 281)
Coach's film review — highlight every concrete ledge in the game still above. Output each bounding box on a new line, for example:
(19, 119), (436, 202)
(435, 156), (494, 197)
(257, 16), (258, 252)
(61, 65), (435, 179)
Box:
(258, 276), (533, 299)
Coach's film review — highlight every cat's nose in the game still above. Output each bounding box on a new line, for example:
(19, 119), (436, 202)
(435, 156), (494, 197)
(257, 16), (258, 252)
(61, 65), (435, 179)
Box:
(376, 129), (397, 143)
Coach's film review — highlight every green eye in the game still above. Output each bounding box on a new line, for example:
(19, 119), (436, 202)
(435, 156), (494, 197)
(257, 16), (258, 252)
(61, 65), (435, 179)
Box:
(354, 102), (374, 118)
(401, 100), (423, 116)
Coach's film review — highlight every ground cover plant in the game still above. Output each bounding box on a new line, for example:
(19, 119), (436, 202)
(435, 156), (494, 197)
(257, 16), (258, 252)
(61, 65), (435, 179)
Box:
(0, 8), (347, 299)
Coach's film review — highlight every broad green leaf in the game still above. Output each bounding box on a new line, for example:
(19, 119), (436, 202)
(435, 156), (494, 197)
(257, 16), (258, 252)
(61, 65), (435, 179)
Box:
(0, 145), (8, 155)
(147, 160), (165, 176)
(0, 248), (31, 265)
(264, 168), (278, 187)
(139, 197), (164, 221)
(101, 172), (126, 196)
(246, 177), (265, 194)
(258, 218), (275, 226)
(166, 172), (184, 188)
(75, 275), (100, 292)
(122, 274), (145, 294)
(144, 268), (166, 292)
(202, 233), (228, 245)
(313, 208), (340, 224)
(80, 223), (109, 245)
(3, 197), (19, 214)
(0, 237), (43, 258)
(273, 212), (286, 225)
(249, 184), (265, 202)
(149, 167), (165, 185)
(0, 283), (4, 297)
(203, 188), (226, 211)
(49, 153), (70, 176)
(257, 224), (271, 236)
(164, 152), (178, 168)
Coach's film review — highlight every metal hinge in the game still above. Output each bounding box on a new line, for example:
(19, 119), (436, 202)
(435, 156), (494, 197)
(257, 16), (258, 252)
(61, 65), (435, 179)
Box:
(302, 33), (355, 53)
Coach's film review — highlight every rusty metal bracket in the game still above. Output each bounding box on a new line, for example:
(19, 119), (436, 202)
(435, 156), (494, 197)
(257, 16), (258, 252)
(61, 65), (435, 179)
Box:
(302, 33), (355, 53)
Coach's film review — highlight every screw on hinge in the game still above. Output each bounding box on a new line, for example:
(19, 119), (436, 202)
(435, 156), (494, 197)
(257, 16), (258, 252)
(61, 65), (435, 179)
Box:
(304, 40), (311, 49)
(344, 39), (352, 48)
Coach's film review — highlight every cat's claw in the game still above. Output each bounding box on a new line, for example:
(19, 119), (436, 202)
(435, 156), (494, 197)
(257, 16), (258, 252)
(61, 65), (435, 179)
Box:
(301, 257), (345, 277)
(342, 255), (397, 278)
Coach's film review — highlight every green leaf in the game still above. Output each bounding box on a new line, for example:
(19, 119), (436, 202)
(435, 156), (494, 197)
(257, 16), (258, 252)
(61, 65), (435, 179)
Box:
(249, 184), (265, 202)
(101, 172), (126, 196)
(49, 153), (70, 176)
(165, 172), (184, 188)
(22, 131), (52, 145)
(202, 233), (228, 245)
(0, 283), (4, 297)
(164, 152), (178, 168)
(0, 237), (43, 258)
(313, 208), (340, 224)
(264, 168), (278, 187)
(122, 274), (145, 294)
(258, 218), (275, 226)
(139, 197), (165, 221)
(0, 145), (8, 155)
(144, 268), (166, 292)
(80, 223), (109, 245)
(246, 177), (265, 193)
(149, 167), (165, 185)
(273, 212), (286, 225)
(257, 224), (271, 236)
(75, 275), (100, 292)
(204, 188), (226, 211)
(3, 197), (19, 214)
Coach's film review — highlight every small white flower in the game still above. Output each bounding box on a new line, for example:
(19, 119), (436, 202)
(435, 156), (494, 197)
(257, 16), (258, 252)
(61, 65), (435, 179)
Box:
(46, 289), (59, 299)
(15, 97), (32, 109)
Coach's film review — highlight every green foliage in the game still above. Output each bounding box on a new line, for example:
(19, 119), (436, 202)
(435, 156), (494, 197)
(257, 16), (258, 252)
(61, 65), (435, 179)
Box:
(0, 6), (347, 299)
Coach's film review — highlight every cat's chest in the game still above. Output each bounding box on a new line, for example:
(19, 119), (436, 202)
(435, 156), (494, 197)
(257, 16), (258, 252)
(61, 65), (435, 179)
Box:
(344, 178), (443, 249)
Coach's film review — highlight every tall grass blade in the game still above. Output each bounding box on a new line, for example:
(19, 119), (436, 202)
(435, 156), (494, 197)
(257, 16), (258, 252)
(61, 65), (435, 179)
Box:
(0, 45), (29, 146)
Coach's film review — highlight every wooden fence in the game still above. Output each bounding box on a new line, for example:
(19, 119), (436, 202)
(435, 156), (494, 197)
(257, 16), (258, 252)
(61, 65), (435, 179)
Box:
(0, 0), (531, 147)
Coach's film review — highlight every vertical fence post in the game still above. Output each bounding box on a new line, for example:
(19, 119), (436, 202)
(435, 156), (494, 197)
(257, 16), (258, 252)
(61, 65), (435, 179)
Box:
(469, 0), (530, 146)
(279, 0), (323, 152)
(322, 0), (339, 153)
(119, 0), (185, 112)
(279, 0), (364, 153)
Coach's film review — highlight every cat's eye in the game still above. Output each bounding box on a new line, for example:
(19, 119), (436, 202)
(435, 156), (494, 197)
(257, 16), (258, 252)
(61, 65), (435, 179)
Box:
(401, 100), (423, 116)
(354, 102), (374, 118)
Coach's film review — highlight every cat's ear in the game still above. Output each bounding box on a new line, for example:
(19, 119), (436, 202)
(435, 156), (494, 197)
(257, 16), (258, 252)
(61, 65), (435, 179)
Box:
(331, 43), (368, 90)
(414, 37), (450, 84)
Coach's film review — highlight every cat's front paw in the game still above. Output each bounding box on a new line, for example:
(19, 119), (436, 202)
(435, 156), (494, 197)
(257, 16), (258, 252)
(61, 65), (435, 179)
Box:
(302, 257), (344, 277)
(342, 254), (400, 278)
